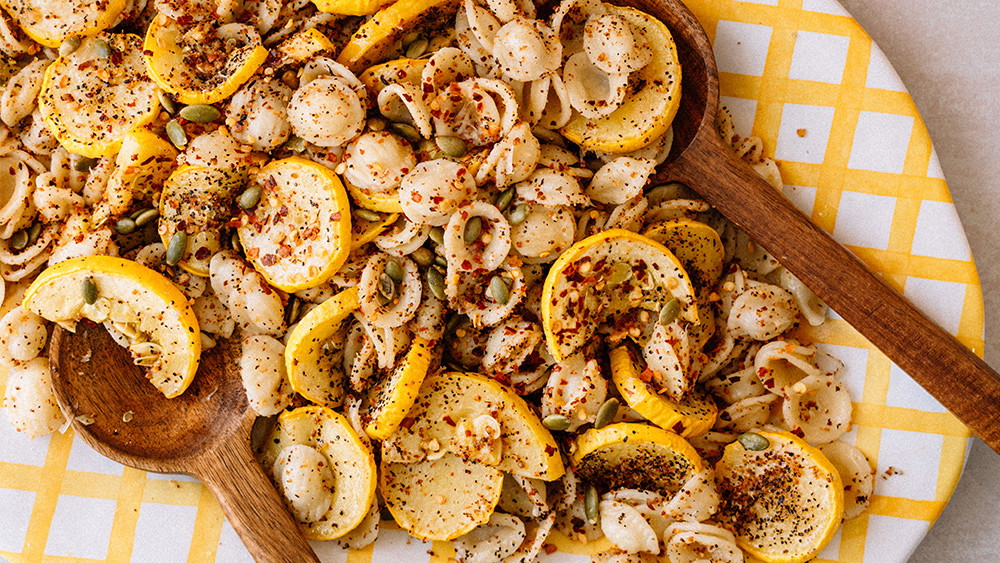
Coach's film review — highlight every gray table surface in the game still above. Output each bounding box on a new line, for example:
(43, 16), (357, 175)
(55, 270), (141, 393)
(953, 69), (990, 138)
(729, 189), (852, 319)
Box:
(835, 1), (1000, 561)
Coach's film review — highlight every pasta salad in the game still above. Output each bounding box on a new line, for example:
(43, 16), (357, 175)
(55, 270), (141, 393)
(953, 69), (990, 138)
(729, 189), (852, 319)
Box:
(0, 0), (877, 561)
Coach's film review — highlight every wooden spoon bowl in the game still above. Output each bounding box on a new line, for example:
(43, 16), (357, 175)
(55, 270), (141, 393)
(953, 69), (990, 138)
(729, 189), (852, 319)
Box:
(49, 322), (319, 562)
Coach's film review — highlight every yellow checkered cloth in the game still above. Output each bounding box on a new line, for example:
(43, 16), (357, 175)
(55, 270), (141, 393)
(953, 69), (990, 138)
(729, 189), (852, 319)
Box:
(0, 0), (982, 561)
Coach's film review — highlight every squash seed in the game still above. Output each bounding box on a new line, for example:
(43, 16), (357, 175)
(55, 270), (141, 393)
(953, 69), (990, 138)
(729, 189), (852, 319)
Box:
(179, 104), (221, 123)
(584, 485), (599, 524)
(114, 218), (137, 235)
(426, 267), (446, 300)
(658, 298), (681, 325)
(26, 222), (41, 245)
(165, 120), (187, 148)
(542, 414), (570, 431)
(59, 36), (82, 57)
(384, 259), (404, 283)
(9, 229), (28, 250)
(429, 226), (445, 245)
(133, 208), (159, 227)
(606, 261), (632, 286)
(237, 185), (262, 210)
(436, 135), (467, 158)
(404, 36), (429, 59)
(411, 247), (434, 267)
(494, 188), (514, 212)
(594, 398), (619, 429)
(355, 208), (382, 222)
(737, 432), (770, 452)
(507, 203), (528, 225)
(93, 38), (111, 59)
(389, 122), (421, 142)
(158, 91), (176, 114)
(488, 275), (509, 305)
(81, 277), (98, 305)
(378, 272), (397, 304)
(74, 156), (97, 172)
(165, 231), (187, 265)
(463, 216), (482, 245)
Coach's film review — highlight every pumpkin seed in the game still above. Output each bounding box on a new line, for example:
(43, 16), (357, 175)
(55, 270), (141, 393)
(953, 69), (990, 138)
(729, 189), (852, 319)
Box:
(389, 122), (421, 142)
(285, 135), (307, 152)
(165, 120), (187, 148)
(507, 203), (528, 225)
(165, 231), (187, 265)
(59, 36), (82, 57)
(429, 226), (445, 245)
(81, 277), (98, 305)
(463, 216), (482, 245)
(9, 229), (27, 250)
(230, 230), (242, 252)
(133, 208), (159, 227)
(738, 432), (770, 452)
(445, 313), (462, 334)
(584, 485), (599, 524)
(436, 135), (467, 158)
(26, 222), (41, 245)
(434, 255), (447, 269)
(494, 187), (514, 212)
(411, 247), (434, 267)
(404, 36), (429, 59)
(285, 296), (302, 325)
(158, 91), (176, 114)
(378, 272), (397, 303)
(93, 38), (111, 59)
(606, 261), (633, 286)
(366, 117), (387, 132)
(179, 104), (221, 123)
(74, 156), (97, 172)
(594, 398), (620, 429)
(659, 298), (681, 325)
(427, 267), (446, 299)
(542, 414), (570, 431)
(114, 218), (137, 235)
(237, 185), (262, 210)
(401, 31), (423, 47)
(488, 275), (509, 305)
(384, 259), (404, 283)
(355, 208), (382, 222)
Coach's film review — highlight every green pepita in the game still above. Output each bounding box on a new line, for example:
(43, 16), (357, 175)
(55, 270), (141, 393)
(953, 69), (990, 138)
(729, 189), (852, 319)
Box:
(93, 38), (111, 59)
(179, 104), (221, 123)
(488, 275), (510, 305)
(9, 229), (28, 250)
(434, 255), (448, 269)
(606, 261), (633, 286)
(494, 188), (514, 212)
(738, 432), (770, 451)
(81, 277), (98, 304)
(594, 398), (620, 429)
(133, 208), (159, 227)
(404, 36), (429, 59)
(26, 222), (41, 245)
(411, 247), (434, 268)
(165, 120), (187, 148)
(427, 267), (446, 300)
(401, 31), (423, 47)
(429, 226), (445, 245)
(584, 485), (599, 524)
(378, 272), (397, 304)
(158, 91), (176, 114)
(74, 156), (98, 173)
(463, 216), (482, 245)
(366, 117), (387, 132)
(507, 203), (529, 225)
(542, 414), (570, 431)
(59, 36), (82, 57)
(445, 314), (462, 334)
(114, 218), (137, 235)
(285, 296), (303, 326)
(659, 298), (681, 325)
(238, 185), (262, 210)
(165, 231), (187, 265)
(436, 135), (467, 158)
(284, 135), (307, 152)
(389, 122), (421, 142)
(384, 259), (404, 283)
(355, 208), (382, 222)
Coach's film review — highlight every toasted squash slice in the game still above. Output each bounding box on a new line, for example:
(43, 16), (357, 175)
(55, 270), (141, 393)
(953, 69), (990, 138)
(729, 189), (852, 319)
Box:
(275, 27), (336, 63)
(365, 336), (433, 440)
(337, 0), (461, 73)
(284, 287), (360, 406)
(0, 0), (127, 47)
(643, 218), (725, 285)
(358, 57), (426, 98)
(38, 33), (159, 159)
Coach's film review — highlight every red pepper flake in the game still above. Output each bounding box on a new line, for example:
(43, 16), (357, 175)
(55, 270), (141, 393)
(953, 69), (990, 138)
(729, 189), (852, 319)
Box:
(261, 254), (277, 266)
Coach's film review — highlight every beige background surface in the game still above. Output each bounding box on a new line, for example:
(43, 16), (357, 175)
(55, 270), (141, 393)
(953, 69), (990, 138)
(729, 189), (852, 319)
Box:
(836, 1), (1000, 560)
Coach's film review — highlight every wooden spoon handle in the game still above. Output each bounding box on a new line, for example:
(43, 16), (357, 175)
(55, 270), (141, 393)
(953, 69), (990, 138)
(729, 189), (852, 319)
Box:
(197, 437), (319, 563)
(663, 132), (1000, 451)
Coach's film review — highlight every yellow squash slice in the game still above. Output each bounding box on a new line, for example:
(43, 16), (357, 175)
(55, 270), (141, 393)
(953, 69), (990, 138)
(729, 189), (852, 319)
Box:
(643, 218), (725, 285)
(0, 0), (127, 47)
(572, 422), (703, 495)
(92, 129), (178, 228)
(258, 406), (377, 540)
(158, 165), (240, 277)
(275, 27), (336, 63)
(381, 452), (503, 541)
(714, 430), (844, 563)
(237, 157), (353, 292)
(22, 256), (200, 398)
(143, 13), (268, 105)
(313, 0), (396, 16)
(610, 345), (717, 438)
(350, 211), (399, 250)
(560, 5), (682, 153)
(337, 0), (461, 73)
(541, 229), (698, 362)
(284, 287), (360, 406)
(383, 371), (564, 480)
(358, 57), (427, 98)
(345, 178), (404, 213)
(365, 336), (433, 440)
(38, 33), (159, 159)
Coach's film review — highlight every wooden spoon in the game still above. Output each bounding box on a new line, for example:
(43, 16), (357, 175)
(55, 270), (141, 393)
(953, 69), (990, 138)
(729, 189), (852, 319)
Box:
(49, 322), (320, 562)
(630, 0), (1000, 451)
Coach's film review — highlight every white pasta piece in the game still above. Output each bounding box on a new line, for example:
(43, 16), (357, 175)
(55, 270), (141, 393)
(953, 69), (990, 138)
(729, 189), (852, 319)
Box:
(358, 253), (422, 328)
(301, 57), (367, 97)
(477, 121), (541, 187)
(377, 82), (434, 139)
(421, 47), (476, 95)
(603, 195), (647, 232)
(482, 316), (543, 373)
(586, 157), (655, 205)
(510, 204), (575, 262)
(356, 313), (410, 369)
(664, 521), (743, 563)
(1, 59), (46, 127)
(643, 321), (692, 401)
(819, 440), (874, 520)
(541, 353), (607, 431)
(0, 155), (36, 238)
(443, 201), (511, 272)
(227, 77), (293, 151)
(179, 129), (252, 175)
(515, 168), (588, 207)
(19, 110), (57, 155)
(687, 430), (738, 461)
(409, 294), (446, 343)
(777, 267), (828, 326)
(444, 317), (490, 369)
(485, 0), (535, 22)
(0, 305), (47, 363)
(48, 223), (117, 267)
(454, 512), (526, 563)
(254, 0), (283, 33)
(716, 394), (777, 433)
(272, 444), (335, 523)
(0, 221), (55, 268)
(550, 0), (607, 55)
(664, 468), (719, 522)
(374, 218), (430, 257)
(336, 497), (380, 550)
(0, 9), (36, 58)
(599, 499), (660, 555)
(782, 373), (852, 444)
(133, 243), (207, 300)
(754, 340), (842, 394)
(33, 172), (84, 223)
(505, 513), (555, 563)
(464, 0), (502, 52)
(343, 322), (376, 393)
(705, 363), (767, 405)
(209, 250), (249, 306)
(492, 16), (560, 82)
(398, 158), (477, 226)
(239, 335), (293, 416)
(535, 72), (573, 130)
(499, 473), (549, 519)
(344, 130), (417, 195)
(2, 356), (65, 438)
(597, 126), (674, 166)
(583, 13), (651, 75)
(727, 280), (799, 341)
(732, 229), (780, 276)
(606, 489), (672, 539)
(192, 294), (236, 338)
(81, 157), (113, 206)
(455, 6), (495, 70)
(644, 197), (711, 225)
(562, 51), (628, 119)
(450, 412), (503, 464)
(240, 272), (287, 336)
(288, 77), (366, 147)
(446, 261), (526, 327)
(432, 78), (519, 146)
